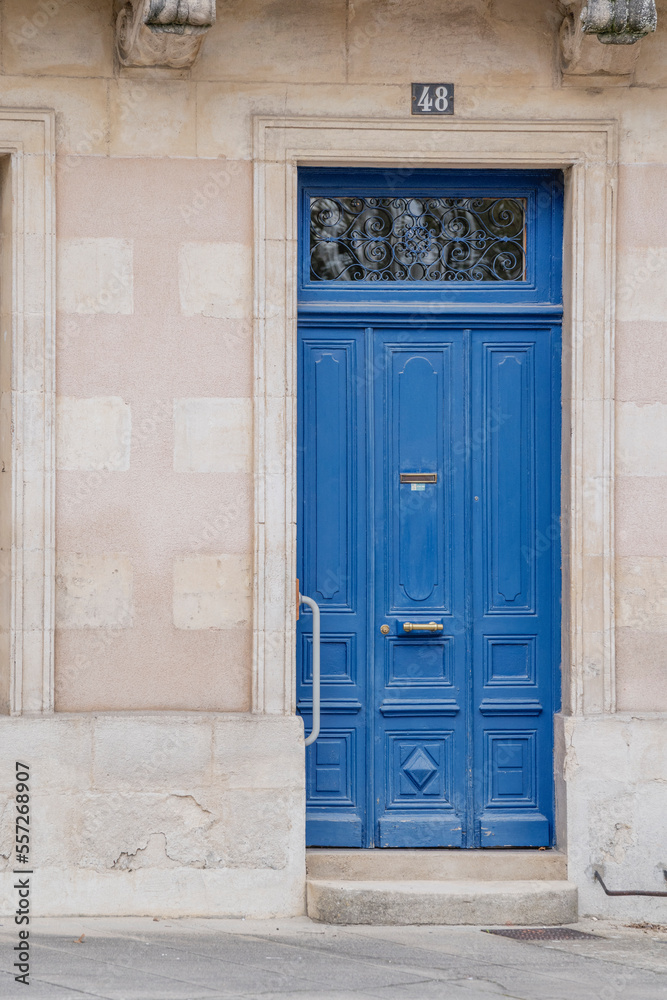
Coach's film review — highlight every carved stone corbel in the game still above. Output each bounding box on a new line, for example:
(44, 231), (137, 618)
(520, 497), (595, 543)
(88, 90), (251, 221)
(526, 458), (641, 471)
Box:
(116, 0), (216, 70)
(560, 1), (656, 85)
(581, 0), (657, 44)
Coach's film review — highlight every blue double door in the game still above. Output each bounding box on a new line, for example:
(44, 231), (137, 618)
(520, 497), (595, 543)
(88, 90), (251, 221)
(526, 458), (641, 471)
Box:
(298, 320), (560, 848)
(297, 171), (561, 849)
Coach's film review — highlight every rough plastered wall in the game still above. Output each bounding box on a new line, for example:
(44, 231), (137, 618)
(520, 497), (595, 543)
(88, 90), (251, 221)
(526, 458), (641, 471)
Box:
(0, 0), (664, 916)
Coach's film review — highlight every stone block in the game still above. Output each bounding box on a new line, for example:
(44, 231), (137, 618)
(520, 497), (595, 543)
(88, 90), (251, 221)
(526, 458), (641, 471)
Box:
(193, 0), (347, 83)
(617, 402), (667, 476)
(618, 166), (667, 252)
(57, 238), (134, 315)
(57, 156), (252, 243)
(0, 717), (93, 794)
(25, 791), (81, 869)
(178, 242), (251, 320)
(616, 557), (667, 632)
(57, 466), (251, 557)
(629, 720), (667, 778)
(616, 248), (667, 322)
(3, 0), (113, 77)
(347, 0), (554, 88)
(1, 72), (106, 157)
(55, 625), (252, 713)
(108, 80), (197, 158)
(78, 791), (215, 870)
(173, 553), (252, 630)
(616, 475), (667, 556)
(92, 715), (213, 793)
(617, 402), (665, 476)
(564, 714), (667, 920)
(212, 715), (304, 790)
(56, 552), (134, 629)
(173, 397), (252, 474)
(218, 789), (292, 870)
(56, 396), (131, 472)
(616, 321), (667, 404)
(0, 863), (306, 918)
(616, 629), (667, 711)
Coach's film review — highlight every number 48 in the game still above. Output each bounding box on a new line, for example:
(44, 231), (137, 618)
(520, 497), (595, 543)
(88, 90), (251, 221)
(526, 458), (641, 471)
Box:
(417, 85), (449, 113)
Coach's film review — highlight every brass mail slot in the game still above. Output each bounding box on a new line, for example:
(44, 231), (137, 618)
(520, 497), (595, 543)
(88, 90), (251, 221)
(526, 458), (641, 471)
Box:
(400, 473), (437, 484)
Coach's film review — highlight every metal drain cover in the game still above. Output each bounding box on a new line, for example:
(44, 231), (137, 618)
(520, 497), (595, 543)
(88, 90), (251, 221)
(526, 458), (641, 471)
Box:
(483, 927), (603, 941)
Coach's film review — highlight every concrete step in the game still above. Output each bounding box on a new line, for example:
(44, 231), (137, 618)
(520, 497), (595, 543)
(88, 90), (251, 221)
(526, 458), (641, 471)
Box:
(306, 849), (568, 882)
(307, 878), (578, 926)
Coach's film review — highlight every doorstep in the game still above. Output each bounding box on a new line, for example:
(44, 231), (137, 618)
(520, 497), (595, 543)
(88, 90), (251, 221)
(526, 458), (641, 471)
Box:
(306, 850), (577, 925)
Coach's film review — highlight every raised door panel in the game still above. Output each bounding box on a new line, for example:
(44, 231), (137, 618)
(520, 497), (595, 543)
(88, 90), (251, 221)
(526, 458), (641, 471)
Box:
(374, 333), (466, 847)
(306, 348), (353, 609)
(390, 349), (451, 613)
(298, 329), (368, 846)
(485, 346), (535, 613)
(471, 329), (557, 847)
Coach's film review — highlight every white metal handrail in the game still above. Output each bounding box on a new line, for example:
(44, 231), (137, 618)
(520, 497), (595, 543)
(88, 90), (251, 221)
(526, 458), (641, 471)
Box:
(299, 592), (320, 746)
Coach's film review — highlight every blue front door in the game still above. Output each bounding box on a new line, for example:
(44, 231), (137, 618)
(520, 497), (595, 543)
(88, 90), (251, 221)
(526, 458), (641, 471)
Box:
(297, 170), (562, 848)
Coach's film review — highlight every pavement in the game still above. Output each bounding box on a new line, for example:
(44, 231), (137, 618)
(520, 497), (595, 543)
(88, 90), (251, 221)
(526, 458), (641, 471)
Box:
(0, 916), (666, 999)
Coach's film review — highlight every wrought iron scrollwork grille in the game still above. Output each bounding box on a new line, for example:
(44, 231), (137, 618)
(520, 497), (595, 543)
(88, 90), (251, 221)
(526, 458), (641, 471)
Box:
(309, 196), (527, 282)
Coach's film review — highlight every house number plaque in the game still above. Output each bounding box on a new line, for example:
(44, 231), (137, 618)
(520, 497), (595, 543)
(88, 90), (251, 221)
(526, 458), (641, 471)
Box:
(411, 83), (454, 115)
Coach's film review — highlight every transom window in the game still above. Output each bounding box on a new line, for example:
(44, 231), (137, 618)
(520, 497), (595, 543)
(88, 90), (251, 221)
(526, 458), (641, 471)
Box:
(309, 195), (526, 282)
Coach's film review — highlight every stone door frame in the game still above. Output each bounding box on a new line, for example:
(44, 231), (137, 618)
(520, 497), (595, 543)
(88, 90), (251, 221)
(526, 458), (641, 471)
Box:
(252, 118), (618, 755)
(0, 109), (56, 715)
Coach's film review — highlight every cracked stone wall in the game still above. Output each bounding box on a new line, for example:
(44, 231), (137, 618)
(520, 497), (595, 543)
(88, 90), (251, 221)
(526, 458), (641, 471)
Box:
(0, 715), (305, 916)
(0, 0), (665, 916)
(558, 715), (667, 920)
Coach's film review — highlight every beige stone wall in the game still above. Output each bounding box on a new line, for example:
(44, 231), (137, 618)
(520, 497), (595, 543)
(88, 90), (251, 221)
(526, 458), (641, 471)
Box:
(0, 0), (664, 917)
(0, 0), (662, 712)
(53, 151), (254, 711)
(0, 0), (664, 712)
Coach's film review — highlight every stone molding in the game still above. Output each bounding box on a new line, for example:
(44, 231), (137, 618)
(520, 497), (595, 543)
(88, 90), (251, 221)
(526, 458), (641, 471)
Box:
(0, 109), (56, 714)
(560, 1), (656, 83)
(115, 0), (216, 70)
(253, 117), (618, 720)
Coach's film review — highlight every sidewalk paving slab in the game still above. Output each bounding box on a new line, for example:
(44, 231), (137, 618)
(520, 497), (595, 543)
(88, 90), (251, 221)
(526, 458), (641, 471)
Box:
(0, 917), (664, 1000)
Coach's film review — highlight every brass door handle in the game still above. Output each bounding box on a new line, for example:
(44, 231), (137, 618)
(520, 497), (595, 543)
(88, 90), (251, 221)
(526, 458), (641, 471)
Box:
(403, 622), (443, 633)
